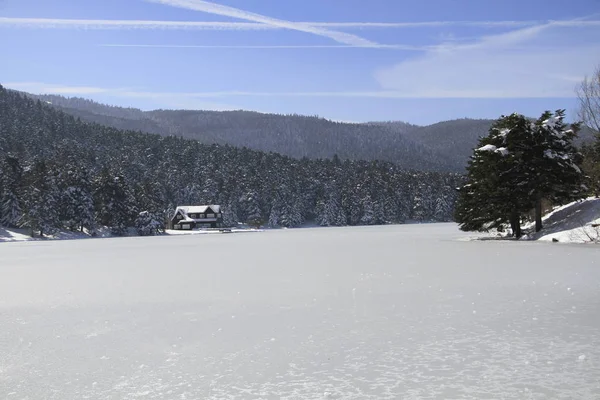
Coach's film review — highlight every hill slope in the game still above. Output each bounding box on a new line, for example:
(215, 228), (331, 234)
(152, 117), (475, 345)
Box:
(27, 93), (457, 172)
(531, 198), (600, 243)
(23, 92), (596, 173)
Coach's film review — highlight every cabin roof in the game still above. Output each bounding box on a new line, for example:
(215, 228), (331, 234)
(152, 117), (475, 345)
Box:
(174, 205), (221, 215)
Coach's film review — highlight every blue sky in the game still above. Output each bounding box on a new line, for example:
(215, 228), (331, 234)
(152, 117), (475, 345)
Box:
(1, 0), (599, 125)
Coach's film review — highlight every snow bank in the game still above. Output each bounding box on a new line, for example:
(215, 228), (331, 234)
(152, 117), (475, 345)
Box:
(531, 198), (600, 244)
(1, 227), (262, 243)
(0, 227), (33, 242)
(165, 228), (261, 235)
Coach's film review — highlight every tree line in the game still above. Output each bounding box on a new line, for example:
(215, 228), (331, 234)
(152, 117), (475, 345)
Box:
(0, 85), (462, 237)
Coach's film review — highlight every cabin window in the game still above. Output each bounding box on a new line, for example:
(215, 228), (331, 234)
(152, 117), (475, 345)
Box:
(176, 214), (183, 220)
(189, 213), (197, 218)
(207, 213), (215, 218)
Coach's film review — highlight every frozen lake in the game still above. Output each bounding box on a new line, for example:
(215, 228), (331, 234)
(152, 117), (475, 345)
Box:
(1, 224), (599, 399)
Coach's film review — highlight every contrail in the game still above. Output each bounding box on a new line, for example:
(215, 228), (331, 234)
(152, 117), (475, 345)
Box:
(99, 43), (430, 50)
(146, 0), (379, 47)
(2, 17), (598, 31)
(0, 17), (272, 30)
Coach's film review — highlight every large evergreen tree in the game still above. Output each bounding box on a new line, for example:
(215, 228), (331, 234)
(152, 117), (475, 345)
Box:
(455, 111), (585, 237)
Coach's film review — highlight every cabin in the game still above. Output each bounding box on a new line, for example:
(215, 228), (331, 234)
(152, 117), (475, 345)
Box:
(170, 205), (223, 230)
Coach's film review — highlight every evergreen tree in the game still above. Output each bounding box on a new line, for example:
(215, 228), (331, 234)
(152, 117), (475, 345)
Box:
(519, 110), (584, 231)
(240, 191), (264, 228)
(94, 168), (136, 236)
(0, 155), (23, 227)
(58, 165), (95, 233)
(135, 211), (163, 236)
(315, 184), (346, 226)
(456, 111), (585, 237)
(21, 160), (61, 237)
(456, 114), (535, 237)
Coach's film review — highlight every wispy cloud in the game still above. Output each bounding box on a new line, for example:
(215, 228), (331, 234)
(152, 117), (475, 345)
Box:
(3, 82), (580, 100)
(2, 16), (599, 31)
(374, 18), (600, 98)
(5, 82), (112, 95)
(146, 0), (379, 47)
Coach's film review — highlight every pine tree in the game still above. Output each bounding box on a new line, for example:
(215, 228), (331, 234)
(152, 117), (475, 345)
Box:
(21, 160), (61, 237)
(94, 168), (136, 236)
(315, 184), (346, 226)
(0, 155), (23, 227)
(240, 191), (263, 228)
(135, 211), (163, 236)
(455, 111), (586, 237)
(455, 113), (535, 237)
(59, 165), (95, 233)
(528, 110), (586, 231)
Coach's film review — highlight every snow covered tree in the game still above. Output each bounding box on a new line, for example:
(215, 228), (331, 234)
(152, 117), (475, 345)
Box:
(0, 155), (23, 227)
(135, 211), (163, 236)
(527, 110), (586, 231)
(240, 191), (264, 228)
(21, 160), (61, 237)
(455, 113), (536, 237)
(94, 168), (136, 236)
(456, 111), (585, 237)
(58, 165), (95, 233)
(315, 184), (346, 226)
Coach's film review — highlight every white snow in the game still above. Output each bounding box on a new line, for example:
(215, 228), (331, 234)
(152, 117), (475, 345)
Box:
(496, 147), (509, 156)
(0, 227), (32, 242)
(174, 205), (221, 214)
(531, 197), (600, 243)
(1, 223), (599, 399)
(0, 227), (260, 242)
(544, 149), (556, 159)
(477, 144), (497, 152)
(542, 115), (562, 130)
(493, 128), (510, 143)
(476, 145), (508, 156)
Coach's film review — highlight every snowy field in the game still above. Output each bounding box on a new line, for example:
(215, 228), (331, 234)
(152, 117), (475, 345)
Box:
(1, 224), (599, 400)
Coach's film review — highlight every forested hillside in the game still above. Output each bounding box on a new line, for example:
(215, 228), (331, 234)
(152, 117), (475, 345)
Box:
(22, 93), (598, 174)
(0, 85), (462, 237)
(25, 93), (464, 171)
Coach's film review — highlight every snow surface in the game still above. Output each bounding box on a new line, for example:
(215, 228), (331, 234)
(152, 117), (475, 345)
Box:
(1, 223), (599, 399)
(532, 198), (600, 244)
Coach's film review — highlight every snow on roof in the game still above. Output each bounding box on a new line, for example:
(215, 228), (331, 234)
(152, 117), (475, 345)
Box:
(477, 144), (497, 152)
(176, 205), (221, 214)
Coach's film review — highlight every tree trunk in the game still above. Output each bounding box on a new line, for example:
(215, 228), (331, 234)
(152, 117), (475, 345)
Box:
(535, 194), (543, 232)
(509, 214), (517, 237)
(510, 208), (522, 239)
(514, 220), (522, 239)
